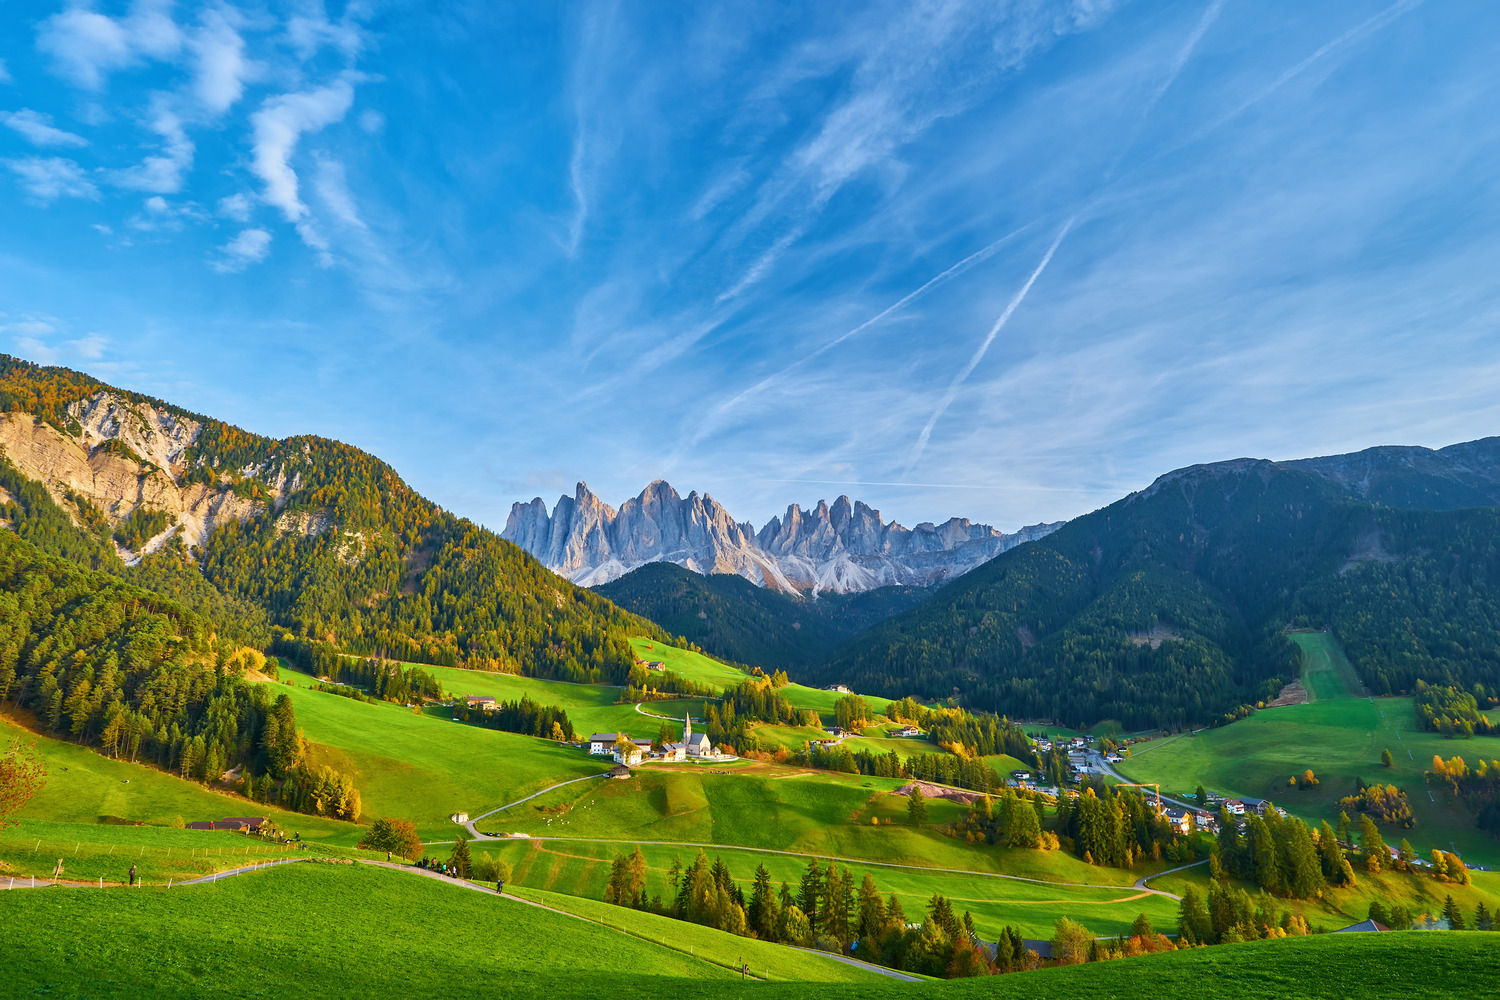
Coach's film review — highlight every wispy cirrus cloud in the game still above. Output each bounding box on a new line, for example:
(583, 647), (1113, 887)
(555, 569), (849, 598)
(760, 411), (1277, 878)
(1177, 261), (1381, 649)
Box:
(210, 227), (272, 273)
(4, 156), (99, 203)
(109, 102), (194, 193)
(1, 109), (88, 148)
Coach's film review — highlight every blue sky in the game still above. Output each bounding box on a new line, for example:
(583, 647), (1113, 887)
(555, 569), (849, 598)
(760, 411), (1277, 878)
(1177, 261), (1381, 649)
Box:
(2, 0), (1498, 533)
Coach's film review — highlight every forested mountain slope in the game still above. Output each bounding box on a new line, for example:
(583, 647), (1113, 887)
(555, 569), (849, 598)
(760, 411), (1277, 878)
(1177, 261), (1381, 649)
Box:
(593, 561), (929, 669)
(817, 448), (1500, 729)
(0, 357), (666, 684)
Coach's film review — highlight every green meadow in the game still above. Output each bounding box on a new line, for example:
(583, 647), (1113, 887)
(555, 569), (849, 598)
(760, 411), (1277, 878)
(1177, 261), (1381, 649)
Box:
(505, 883), (891, 982)
(275, 681), (603, 837)
(3, 859), (1496, 999)
(469, 763), (1166, 889)
(489, 836), (1178, 940)
(1116, 632), (1500, 865)
(0, 713), (361, 843)
(1153, 862), (1500, 934)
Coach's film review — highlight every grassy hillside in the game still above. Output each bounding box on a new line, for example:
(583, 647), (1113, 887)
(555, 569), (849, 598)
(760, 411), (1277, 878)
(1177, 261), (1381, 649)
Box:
(3, 860), (1497, 998)
(0, 862), (739, 998)
(1, 713), (360, 843)
(1116, 634), (1499, 865)
(488, 836), (1179, 940)
(596, 561), (928, 671)
(274, 678), (604, 837)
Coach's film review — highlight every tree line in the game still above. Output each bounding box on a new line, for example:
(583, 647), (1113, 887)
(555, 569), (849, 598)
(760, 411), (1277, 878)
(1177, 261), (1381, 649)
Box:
(451, 694), (578, 742)
(1427, 753), (1500, 837)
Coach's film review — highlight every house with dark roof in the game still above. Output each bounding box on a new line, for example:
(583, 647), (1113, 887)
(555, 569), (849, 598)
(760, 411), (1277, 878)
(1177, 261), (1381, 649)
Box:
(1334, 919), (1391, 933)
(588, 733), (626, 755)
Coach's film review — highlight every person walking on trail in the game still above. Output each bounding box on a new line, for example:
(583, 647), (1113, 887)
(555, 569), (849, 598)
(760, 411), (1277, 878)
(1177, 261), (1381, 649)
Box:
(740, 960), (746, 981)
(128, 865), (137, 887)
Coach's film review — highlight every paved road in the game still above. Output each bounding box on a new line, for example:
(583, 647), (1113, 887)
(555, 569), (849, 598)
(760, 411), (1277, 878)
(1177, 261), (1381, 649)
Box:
(1, 856), (306, 889)
(1133, 858), (1208, 899)
(464, 773), (611, 838)
(177, 857), (306, 885)
(1095, 755), (1202, 812)
(795, 948), (923, 982)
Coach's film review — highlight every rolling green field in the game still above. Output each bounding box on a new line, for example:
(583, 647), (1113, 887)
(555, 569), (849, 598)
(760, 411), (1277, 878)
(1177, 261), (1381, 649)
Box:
(1, 713), (361, 843)
(3, 859), (1496, 999)
(1152, 862), (1500, 934)
(1291, 632), (1365, 701)
(470, 763), (1162, 888)
(1117, 632), (1500, 865)
(0, 818), (380, 884)
(506, 883), (891, 982)
(489, 836), (1179, 940)
(276, 682), (604, 837)
(627, 637), (893, 716)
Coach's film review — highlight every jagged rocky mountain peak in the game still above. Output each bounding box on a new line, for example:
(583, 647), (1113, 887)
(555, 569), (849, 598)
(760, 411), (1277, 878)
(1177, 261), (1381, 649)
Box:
(502, 479), (1064, 593)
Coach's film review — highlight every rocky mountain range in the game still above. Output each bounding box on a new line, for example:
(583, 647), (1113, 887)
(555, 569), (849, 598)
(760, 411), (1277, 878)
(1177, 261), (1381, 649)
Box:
(502, 481), (1063, 593)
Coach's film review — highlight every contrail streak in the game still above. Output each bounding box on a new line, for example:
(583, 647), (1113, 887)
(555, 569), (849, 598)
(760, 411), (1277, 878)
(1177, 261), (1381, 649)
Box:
(676, 221), (1035, 456)
(1104, 0), (1228, 181)
(904, 217), (1075, 475)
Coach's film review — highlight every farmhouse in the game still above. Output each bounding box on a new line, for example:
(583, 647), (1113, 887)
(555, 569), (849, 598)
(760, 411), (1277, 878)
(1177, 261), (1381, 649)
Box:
(612, 742), (647, 767)
(660, 742), (686, 762)
(1240, 797), (1273, 816)
(589, 732), (626, 755)
(893, 725), (921, 737)
(824, 684), (852, 694)
(1223, 799), (1246, 816)
(1163, 808), (1193, 834)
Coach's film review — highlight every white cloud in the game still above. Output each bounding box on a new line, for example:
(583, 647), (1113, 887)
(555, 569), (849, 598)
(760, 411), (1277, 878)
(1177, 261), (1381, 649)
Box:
(190, 6), (256, 114)
(358, 109), (384, 134)
(250, 76), (359, 260)
(69, 333), (108, 360)
(0, 59), (11, 84)
(126, 195), (206, 232)
(217, 191), (253, 221)
(4, 156), (100, 203)
(312, 154), (366, 230)
(0, 109), (88, 148)
(286, 4), (366, 61)
(37, 1), (183, 91)
(211, 227), (272, 272)
(109, 103), (194, 193)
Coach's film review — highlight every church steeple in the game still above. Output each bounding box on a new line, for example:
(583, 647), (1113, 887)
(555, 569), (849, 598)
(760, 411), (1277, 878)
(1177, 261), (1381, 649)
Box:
(683, 711), (692, 742)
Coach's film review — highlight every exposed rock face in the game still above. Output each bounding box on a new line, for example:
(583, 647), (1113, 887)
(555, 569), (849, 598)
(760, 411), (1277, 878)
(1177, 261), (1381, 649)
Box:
(503, 481), (1063, 593)
(0, 391), (321, 563)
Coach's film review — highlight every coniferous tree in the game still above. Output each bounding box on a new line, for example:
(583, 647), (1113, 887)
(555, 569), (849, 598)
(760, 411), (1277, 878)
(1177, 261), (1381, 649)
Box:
(449, 836), (472, 879)
(798, 859), (823, 931)
(907, 786), (928, 825)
